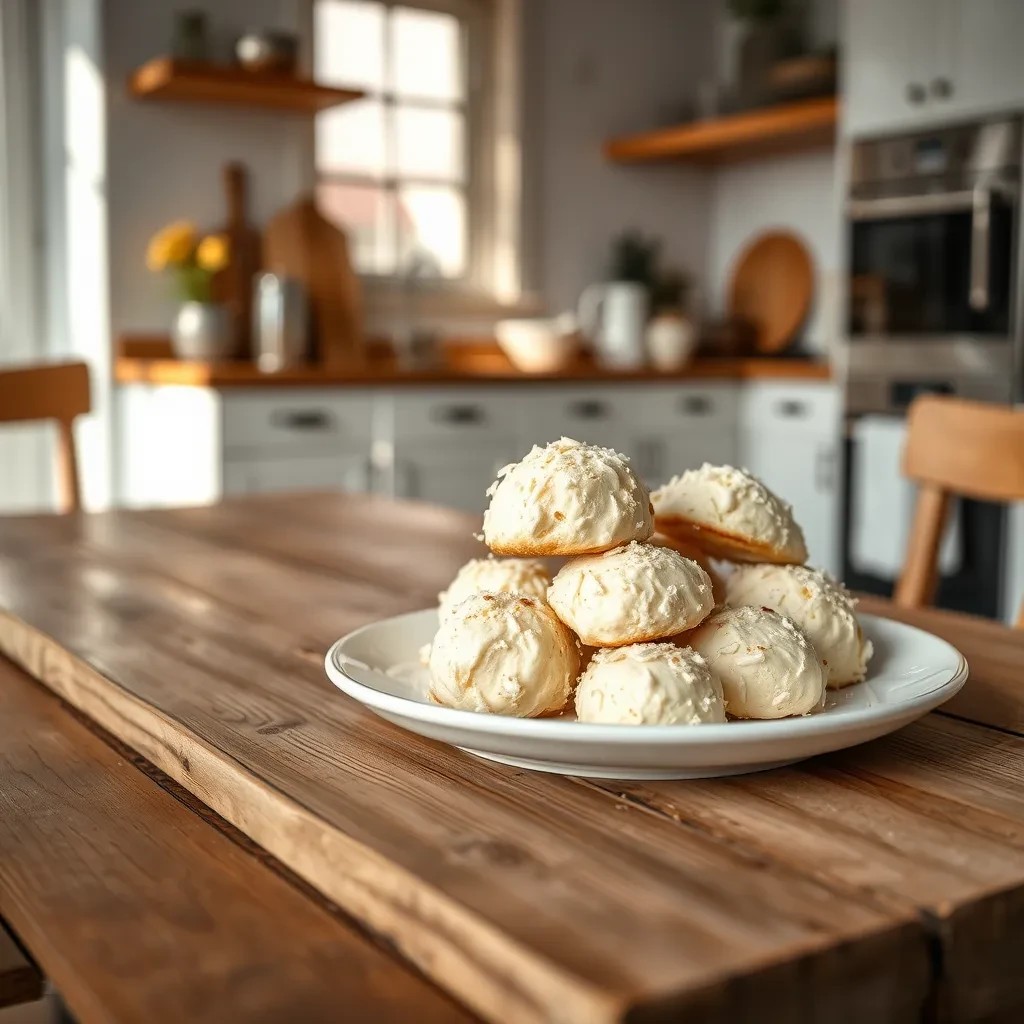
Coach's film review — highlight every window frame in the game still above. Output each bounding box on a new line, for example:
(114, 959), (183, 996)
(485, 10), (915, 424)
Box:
(300, 0), (525, 315)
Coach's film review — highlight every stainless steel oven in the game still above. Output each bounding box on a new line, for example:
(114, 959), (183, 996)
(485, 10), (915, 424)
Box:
(841, 119), (1023, 618)
(845, 118), (1021, 401)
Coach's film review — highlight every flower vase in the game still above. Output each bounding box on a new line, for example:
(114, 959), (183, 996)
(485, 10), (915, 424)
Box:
(172, 302), (237, 361)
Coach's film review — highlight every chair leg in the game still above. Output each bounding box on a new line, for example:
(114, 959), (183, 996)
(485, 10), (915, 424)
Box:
(894, 484), (949, 609)
(55, 419), (81, 514)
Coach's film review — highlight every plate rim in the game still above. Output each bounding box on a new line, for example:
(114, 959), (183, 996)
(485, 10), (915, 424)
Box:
(324, 610), (969, 745)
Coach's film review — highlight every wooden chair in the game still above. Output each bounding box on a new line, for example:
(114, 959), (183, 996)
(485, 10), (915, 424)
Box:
(894, 394), (1024, 614)
(0, 361), (91, 513)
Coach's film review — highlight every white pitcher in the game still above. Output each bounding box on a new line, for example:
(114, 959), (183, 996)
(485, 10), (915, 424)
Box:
(578, 281), (648, 369)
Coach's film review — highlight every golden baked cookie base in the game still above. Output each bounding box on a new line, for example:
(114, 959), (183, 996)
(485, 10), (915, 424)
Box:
(655, 516), (805, 565)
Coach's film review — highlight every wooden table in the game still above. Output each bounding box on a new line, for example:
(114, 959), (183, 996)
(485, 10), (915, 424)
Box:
(1, 493), (1023, 1023)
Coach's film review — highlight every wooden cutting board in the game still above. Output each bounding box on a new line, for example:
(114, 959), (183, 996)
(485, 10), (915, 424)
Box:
(727, 230), (813, 353)
(262, 196), (363, 366)
(213, 162), (261, 357)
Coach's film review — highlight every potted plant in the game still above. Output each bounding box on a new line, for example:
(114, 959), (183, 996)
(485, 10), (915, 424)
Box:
(146, 221), (234, 361)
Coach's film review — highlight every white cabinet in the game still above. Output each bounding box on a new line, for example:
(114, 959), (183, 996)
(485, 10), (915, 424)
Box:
(843, 0), (930, 137)
(385, 389), (520, 515)
(843, 0), (1024, 137)
(118, 379), (842, 571)
(945, 1), (1024, 119)
(223, 454), (372, 495)
(639, 385), (740, 489)
(520, 384), (741, 488)
(118, 385), (377, 508)
(739, 384), (842, 575)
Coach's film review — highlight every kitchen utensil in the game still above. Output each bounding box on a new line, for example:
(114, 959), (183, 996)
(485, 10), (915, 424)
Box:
(262, 196), (363, 367)
(577, 282), (648, 369)
(727, 230), (813, 354)
(253, 273), (310, 372)
(213, 162), (261, 357)
(325, 609), (967, 780)
(495, 314), (580, 373)
(235, 31), (299, 74)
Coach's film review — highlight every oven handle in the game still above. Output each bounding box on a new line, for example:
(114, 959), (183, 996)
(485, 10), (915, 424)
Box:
(970, 185), (991, 312)
(846, 191), (975, 220)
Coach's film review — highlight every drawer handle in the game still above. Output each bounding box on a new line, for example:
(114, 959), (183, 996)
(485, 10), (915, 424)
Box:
(271, 410), (334, 430)
(776, 400), (808, 418)
(568, 399), (609, 420)
(679, 395), (712, 415)
(432, 404), (485, 426)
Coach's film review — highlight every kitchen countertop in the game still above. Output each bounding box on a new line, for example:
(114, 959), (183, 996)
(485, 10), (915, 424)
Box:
(115, 334), (833, 387)
(2, 492), (1024, 1022)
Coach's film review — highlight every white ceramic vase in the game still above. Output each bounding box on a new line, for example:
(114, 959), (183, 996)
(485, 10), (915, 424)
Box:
(645, 312), (697, 371)
(172, 302), (236, 361)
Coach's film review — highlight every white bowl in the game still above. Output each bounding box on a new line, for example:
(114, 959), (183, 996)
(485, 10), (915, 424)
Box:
(495, 317), (580, 373)
(325, 609), (968, 780)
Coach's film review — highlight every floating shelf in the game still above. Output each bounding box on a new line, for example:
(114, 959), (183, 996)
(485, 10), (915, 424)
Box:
(128, 58), (364, 114)
(604, 96), (838, 165)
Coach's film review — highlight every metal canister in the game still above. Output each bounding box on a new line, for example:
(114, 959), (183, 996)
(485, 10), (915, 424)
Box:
(253, 273), (309, 372)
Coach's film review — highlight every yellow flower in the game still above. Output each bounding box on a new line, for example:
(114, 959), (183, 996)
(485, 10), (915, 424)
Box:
(147, 221), (197, 271)
(195, 233), (230, 273)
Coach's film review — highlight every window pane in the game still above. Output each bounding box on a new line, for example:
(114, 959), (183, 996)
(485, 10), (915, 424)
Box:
(315, 97), (387, 177)
(397, 185), (465, 277)
(390, 7), (463, 102)
(315, 0), (385, 91)
(318, 181), (395, 275)
(395, 106), (464, 182)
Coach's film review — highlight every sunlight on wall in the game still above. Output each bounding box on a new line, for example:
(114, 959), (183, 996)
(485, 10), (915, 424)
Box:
(64, 38), (111, 508)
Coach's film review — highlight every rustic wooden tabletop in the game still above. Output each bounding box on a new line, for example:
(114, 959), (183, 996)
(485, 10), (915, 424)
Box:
(0, 492), (1022, 1023)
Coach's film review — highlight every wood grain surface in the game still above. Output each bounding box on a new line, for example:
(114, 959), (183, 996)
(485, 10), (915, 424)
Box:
(0, 921), (41, 1011)
(1, 494), (1022, 1022)
(0, 654), (473, 1024)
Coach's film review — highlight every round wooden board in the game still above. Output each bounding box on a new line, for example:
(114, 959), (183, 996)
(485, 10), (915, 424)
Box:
(727, 231), (813, 353)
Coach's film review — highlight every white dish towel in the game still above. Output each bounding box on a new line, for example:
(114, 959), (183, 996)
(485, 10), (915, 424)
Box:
(850, 415), (961, 580)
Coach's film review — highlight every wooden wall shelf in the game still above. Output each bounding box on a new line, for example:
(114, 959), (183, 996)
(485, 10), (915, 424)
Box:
(604, 96), (838, 165)
(128, 58), (364, 114)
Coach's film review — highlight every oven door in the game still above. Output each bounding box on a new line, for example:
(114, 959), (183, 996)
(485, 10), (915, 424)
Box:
(848, 189), (1015, 337)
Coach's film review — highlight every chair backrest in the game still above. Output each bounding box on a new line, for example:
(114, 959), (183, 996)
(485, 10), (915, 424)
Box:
(0, 361), (91, 513)
(895, 394), (1024, 609)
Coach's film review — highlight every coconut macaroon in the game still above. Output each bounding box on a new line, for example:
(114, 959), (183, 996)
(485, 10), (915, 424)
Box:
(575, 643), (726, 725)
(428, 591), (579, 717)
(438, 557), (550, 623)
(652, 463), (807, 565)
(687, 605), (825, 719)
(650, 532), (726, 603)
(547, 542), (714, 647)
(482, 437), (654, 557)
(725, 563), (873, 688)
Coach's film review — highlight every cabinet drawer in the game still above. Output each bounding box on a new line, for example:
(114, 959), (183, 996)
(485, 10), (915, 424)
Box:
(641, 384), (740, 431)
(222, 391), (374, 452)
(392, 390), (521, 443)
(740, 384), (840, 434)
(521, 388), (638, 450)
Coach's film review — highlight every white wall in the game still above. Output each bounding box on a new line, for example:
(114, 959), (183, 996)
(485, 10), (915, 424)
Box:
(524, 0), (716, 313)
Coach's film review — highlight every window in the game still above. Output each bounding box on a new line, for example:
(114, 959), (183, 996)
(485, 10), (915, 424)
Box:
(314, 0), (475, 282)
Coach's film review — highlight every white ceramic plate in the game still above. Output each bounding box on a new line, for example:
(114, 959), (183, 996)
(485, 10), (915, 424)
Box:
(324, 610), (968, 779)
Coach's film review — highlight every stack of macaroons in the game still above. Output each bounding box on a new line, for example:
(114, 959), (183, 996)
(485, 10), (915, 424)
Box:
(427, 442), (872, 725)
